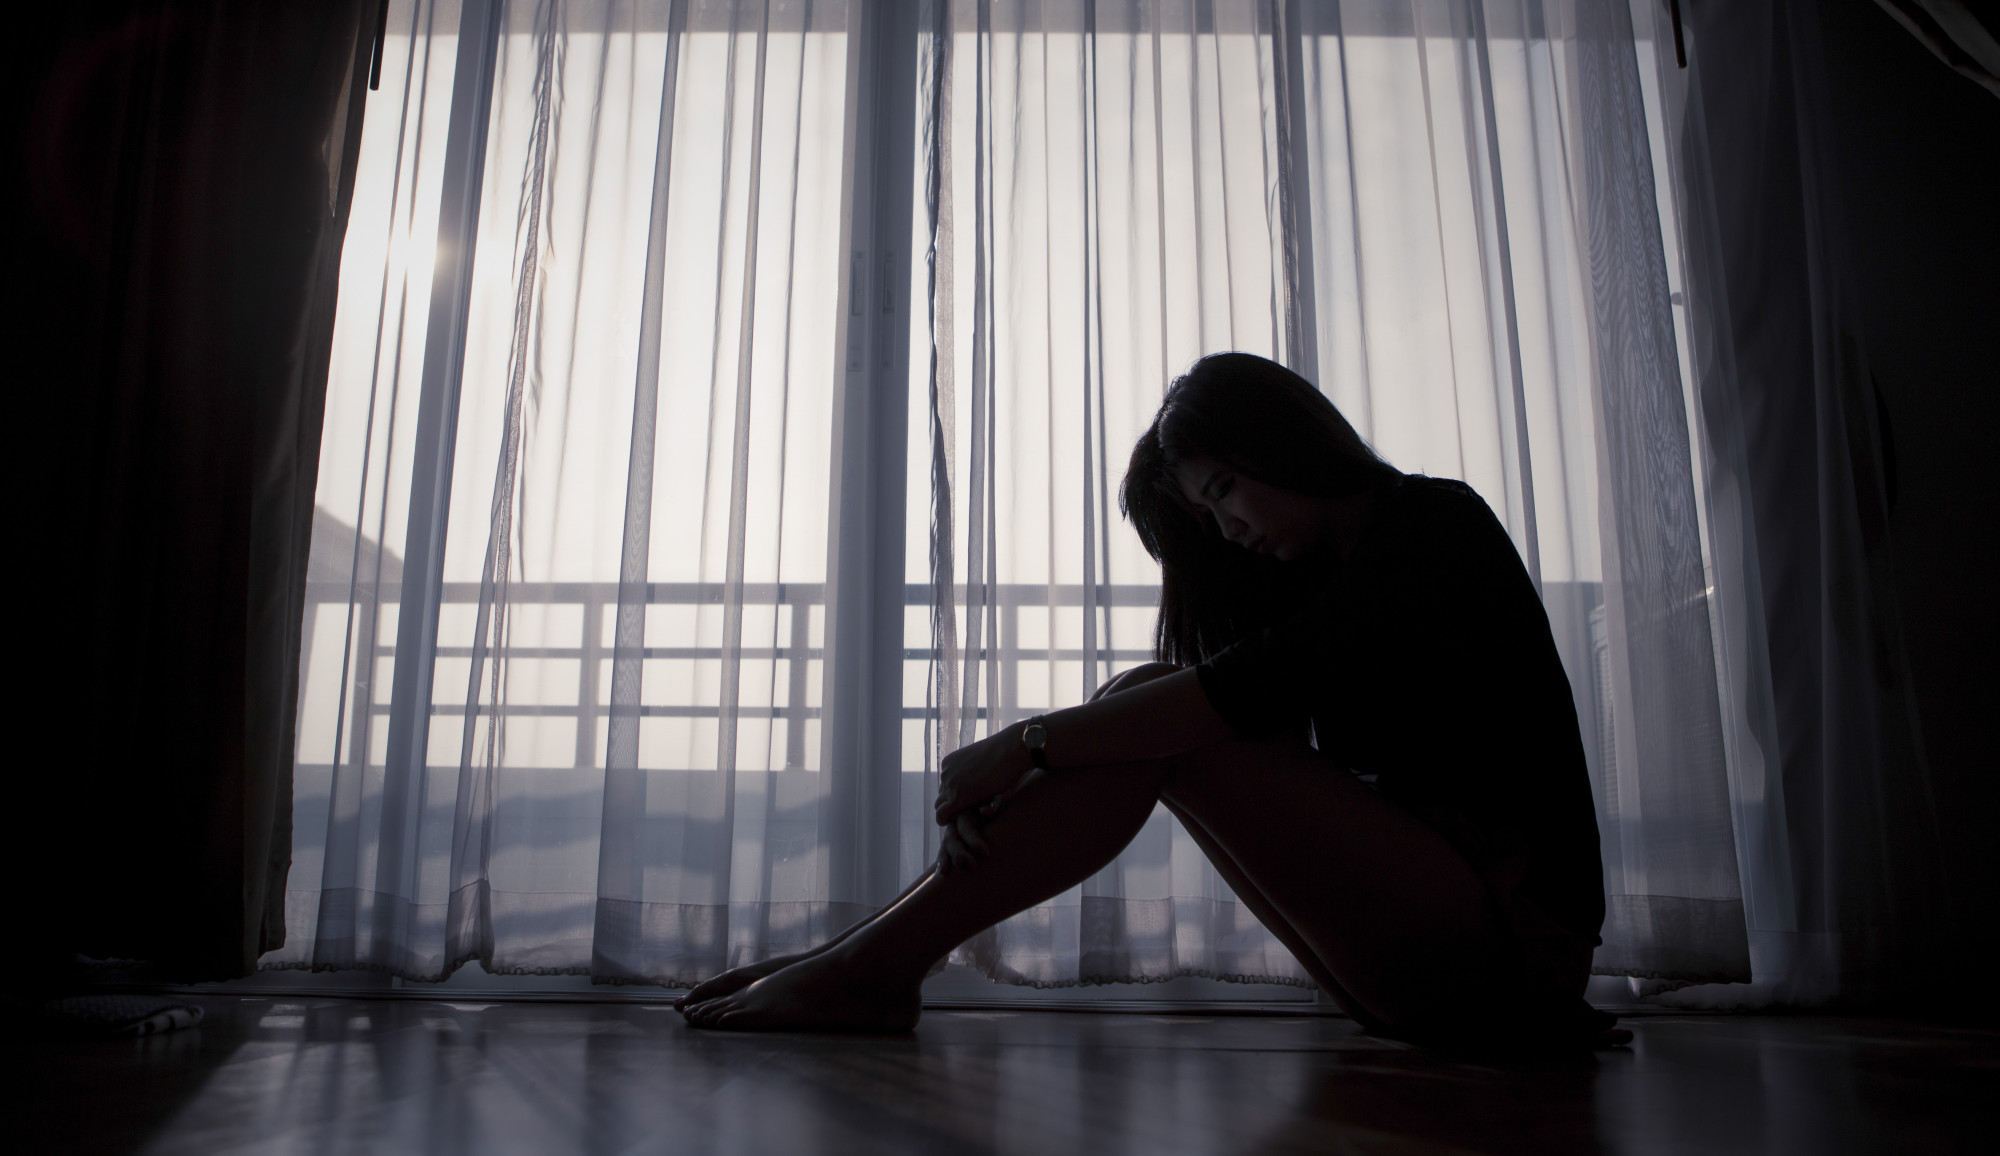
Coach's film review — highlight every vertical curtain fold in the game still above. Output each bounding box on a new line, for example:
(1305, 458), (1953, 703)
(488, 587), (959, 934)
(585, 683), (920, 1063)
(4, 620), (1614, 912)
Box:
(1565, 0), (1746, 981)
(595, 0), (686, 981)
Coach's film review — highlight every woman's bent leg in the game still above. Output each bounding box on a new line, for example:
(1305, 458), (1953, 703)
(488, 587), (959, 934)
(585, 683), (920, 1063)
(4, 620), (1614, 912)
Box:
(1158, 796), (1383, 1027)
(684, 733), (1509, 1036)
(1160, 739), (1505, 1032)
(681, 758), (1175, 1031)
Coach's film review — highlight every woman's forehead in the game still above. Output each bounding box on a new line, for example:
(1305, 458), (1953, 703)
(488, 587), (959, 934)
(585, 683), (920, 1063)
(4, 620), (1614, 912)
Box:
(1172, 456), (1228, 502)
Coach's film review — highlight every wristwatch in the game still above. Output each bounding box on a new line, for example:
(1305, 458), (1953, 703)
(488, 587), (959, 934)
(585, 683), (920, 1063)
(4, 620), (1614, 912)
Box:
(1021, 716), (1050, 771)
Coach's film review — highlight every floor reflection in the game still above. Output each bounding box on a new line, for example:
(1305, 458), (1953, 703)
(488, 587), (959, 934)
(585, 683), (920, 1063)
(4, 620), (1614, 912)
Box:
(24, 997), (1997, 1155)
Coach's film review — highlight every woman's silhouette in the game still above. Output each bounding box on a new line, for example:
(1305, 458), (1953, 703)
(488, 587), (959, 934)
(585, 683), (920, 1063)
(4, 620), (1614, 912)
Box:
(679, 353), (1618, 1048)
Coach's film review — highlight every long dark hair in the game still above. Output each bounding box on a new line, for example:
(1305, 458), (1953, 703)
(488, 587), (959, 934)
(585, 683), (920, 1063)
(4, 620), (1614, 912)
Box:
(1120, 352), (1398, 665)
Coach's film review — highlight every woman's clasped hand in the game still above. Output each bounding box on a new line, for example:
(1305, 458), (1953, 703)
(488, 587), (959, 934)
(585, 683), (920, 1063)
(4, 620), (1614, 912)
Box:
(934, 723), (1045, 873)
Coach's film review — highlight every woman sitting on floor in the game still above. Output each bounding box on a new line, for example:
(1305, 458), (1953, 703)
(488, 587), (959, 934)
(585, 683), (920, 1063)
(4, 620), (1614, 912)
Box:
(678, 351), (1622, 1049)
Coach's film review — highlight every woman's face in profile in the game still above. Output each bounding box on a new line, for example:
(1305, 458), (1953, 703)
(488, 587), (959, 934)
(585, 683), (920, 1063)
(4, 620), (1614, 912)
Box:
(1173, 455), (1330, 562)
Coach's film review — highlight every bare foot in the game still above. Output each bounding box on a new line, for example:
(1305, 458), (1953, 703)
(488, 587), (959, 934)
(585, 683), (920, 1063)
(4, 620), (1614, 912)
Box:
(679, 949), (922, 1033)
(673, 951), (814, 1009)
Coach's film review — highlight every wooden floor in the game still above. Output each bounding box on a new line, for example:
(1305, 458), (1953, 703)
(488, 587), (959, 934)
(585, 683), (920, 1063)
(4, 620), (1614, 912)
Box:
(25, 995), (1997, 1155)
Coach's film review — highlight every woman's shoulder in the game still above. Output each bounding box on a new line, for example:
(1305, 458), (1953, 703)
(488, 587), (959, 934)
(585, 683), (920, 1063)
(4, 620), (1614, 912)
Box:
(1346, 474), (1523, 582)
(1388, 473), (1484, 506)
(1373, 474), (1504, 538)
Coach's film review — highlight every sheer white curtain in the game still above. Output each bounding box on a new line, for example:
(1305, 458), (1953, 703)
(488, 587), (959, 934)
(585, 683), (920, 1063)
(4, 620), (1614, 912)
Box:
(271, 0), (862, 982)
(270, 0), (1754, 992)
(913, 0), (1750, 988)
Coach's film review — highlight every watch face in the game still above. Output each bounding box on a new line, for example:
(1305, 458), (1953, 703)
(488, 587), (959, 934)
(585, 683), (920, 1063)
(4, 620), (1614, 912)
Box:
(1023, 723), (1047, 747)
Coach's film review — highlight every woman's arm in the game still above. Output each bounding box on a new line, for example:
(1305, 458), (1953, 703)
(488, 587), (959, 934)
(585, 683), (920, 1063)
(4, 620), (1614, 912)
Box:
(1040, 667), (1233, 769)
(933, 667), (1233, 827)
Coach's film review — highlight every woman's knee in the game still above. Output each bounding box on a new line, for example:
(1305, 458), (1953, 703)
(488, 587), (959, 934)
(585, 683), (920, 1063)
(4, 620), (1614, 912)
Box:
(1119, 661), (1180, 686)
(1091, 662), (1180, 702)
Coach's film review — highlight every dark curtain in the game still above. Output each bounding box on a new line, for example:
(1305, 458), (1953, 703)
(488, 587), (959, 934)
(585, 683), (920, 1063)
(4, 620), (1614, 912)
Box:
(8, 0), (373, 981)
(1680, 0), (2000, 1007)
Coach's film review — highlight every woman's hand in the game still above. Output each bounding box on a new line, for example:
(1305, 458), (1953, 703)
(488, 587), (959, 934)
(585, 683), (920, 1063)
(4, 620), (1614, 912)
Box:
(934, 725), (1037, 873)
(931, 666), (1207, 872)
(936, 753), (1045, 872)
(936, 809), (991, 873)
(935, 723), (1036, 829)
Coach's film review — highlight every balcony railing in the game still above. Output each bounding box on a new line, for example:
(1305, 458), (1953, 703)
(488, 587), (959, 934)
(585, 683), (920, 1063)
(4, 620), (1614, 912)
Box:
(301, 580), (1162, 771)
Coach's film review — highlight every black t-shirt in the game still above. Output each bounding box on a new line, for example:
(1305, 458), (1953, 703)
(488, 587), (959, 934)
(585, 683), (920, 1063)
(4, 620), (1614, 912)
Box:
(1194, 474), (1606, 943)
